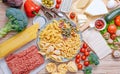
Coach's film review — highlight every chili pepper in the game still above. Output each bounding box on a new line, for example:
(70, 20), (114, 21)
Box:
(24, 0), (40, 17)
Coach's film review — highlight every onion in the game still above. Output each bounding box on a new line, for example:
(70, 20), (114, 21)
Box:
(2, 0), (23, 8)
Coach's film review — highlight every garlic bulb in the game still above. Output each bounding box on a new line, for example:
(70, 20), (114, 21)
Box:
(67, 61), (78, 72)
(107, 0), (117, 9)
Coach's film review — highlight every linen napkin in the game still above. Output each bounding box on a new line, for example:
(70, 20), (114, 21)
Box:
(82, 29), (112, 59)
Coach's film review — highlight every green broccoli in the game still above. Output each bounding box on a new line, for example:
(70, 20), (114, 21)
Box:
(88, 53), (99, 65)
(83, 66), (92, 74)
(0, 8), (28, 38)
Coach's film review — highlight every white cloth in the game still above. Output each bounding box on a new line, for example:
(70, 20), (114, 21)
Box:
(82, 29), (112, 59)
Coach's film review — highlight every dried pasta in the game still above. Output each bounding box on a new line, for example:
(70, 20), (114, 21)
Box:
(46, 63), (57, 73)
(39, 20), (81, 62)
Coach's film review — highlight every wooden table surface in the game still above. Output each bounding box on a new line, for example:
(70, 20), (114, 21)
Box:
(0, 0), (120, 74)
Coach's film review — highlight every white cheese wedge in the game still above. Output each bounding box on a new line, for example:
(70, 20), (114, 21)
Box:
(77, 14), (88, 26)
(78, 14), (87, 20)
(85, 0), (108, 16)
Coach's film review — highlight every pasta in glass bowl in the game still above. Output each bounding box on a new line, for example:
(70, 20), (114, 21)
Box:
(37, 18), (83, 62)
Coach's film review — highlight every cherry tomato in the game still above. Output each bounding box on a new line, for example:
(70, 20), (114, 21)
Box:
(80, 48), (86, 53)
(83, 43), (88, 49)
(115, 15), (120, 26)
(81, 55), (86, 60)
(86, 48), (91, 52)
(84, 51), (90, 56)
(55, 4), (60, 9)
(77, 63), (83, 70)
(107, 24), (117, 34)
(84, 61), (90, 66)
(75, 58), (80, 64)
(69, 12), (76, 19)
(76, 54), (81, 59)
(110, 33), (117, 40)
(56, 0), (62, 4)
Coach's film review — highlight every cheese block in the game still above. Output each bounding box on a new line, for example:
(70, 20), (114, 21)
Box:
(85, 0), (108, 16)
(76, 0), (90, 9)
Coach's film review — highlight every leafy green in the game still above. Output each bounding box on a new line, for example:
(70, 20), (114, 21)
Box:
(100, 20), (114, 34)
(116, 37), (120, 42)
(114, 38), (118, 42)
(100, 20), (120, 50)
(83, 66), (92, 74)
(117, 26), (120, 29)
(108, 37), (120, 50)
(100, 29), (107, 34)
(0, 8), (28, 38)
(109, 37), (120, 50)
(88, 53), (99, 65)
(109, 44), (117, 50)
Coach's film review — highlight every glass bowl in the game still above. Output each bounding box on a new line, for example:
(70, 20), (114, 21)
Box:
(40, 0), (56, 9)
(36, 18), (83, 62)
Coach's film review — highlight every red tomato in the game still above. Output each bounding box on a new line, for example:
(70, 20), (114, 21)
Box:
(76, 54), (81, 59)
(107, 24), (117, 34)
(110, 33), (117, 40)
(80, 48), (86, 53)
(69, 12), (76, 19)
(84, 61), (90, 66)
(86, 48), (91, 52)
(56, 0), (62, 4)
(77, 63), (83, 70)
(81, 55), (86, 60)
(75, 58), (80, 64)
(83, 43), (88, 49)
(55, 4), (60, 9)
(115, 15), (120, 26)
(84, 51), (90, 56)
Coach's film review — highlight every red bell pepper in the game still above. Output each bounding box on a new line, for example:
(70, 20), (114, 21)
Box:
(24, 0), (40, 17)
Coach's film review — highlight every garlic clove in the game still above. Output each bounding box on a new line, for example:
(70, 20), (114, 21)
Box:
(107, 0), (117, 9)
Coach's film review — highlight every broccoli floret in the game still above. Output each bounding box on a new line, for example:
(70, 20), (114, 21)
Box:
(0, 8), (28, 38)
(88, 53), (100, 65)
(83, 66), (92, 74)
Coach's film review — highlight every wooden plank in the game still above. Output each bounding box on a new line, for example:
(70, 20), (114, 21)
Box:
(0, 0), (120, 74)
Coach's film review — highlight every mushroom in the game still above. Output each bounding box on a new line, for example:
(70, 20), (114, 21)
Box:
(103, 32), (110, 40)
(116, 30), (120, 36)
(112, 50), (120, 58)
(114, 42), (120, 45)
(107, 38), (113, 44)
